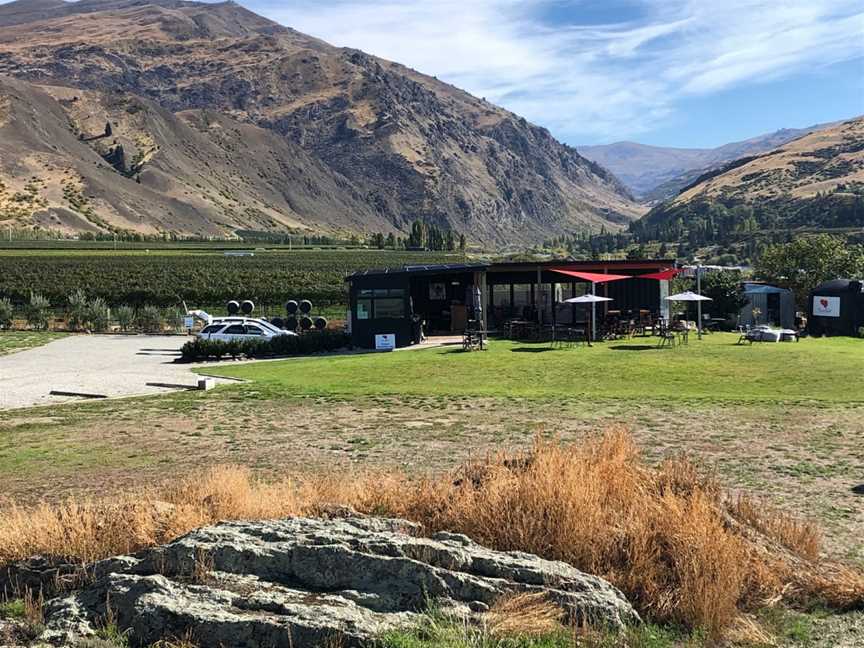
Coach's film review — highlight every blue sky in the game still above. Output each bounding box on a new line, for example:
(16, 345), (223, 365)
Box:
(243, 0), (864, 148)
(7, 0), (862, 148)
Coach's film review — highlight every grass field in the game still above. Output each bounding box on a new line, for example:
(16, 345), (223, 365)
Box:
(2, 332), (862, 646)
(0, 331), (66, 356)
(204, 334), (864, 403)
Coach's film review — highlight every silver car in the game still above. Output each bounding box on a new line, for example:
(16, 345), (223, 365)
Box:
(197, 317), (296, 342)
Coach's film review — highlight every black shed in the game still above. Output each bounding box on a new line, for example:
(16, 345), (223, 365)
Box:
(808, 279), (864, 336)
(346, 263), (489, 349)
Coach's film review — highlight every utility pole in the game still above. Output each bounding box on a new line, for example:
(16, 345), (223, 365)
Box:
(696, 262), (703, 340)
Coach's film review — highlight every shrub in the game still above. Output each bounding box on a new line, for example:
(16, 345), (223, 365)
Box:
(115, 305), (135, 332)
(137, 305), (163, 333)
(0, 297), (13, 330)
(67, 289), (89, 331)
(163, 308), (185, 333)
(180, 330), (349, 361)
(24, 293), (50, 330)
(85, 297), (110, 332)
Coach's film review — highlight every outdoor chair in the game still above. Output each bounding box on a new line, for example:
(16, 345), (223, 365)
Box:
(657, 330), (677, 348)
(462, 328), (487, 351)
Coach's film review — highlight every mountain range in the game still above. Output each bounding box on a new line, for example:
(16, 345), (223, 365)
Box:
(0, 0), (642, 245)
(634, 116), (864, 245)
(580, 122), (842, 202)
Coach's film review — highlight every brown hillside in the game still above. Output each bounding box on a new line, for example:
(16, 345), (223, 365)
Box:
(0, 77), (385, 235)
(673, 117), (864, 205)
(0, 0), (643, 243)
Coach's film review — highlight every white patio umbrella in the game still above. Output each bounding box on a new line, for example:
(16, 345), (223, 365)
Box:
(666, 291), (712, 338)
(564, 294), (613, 344)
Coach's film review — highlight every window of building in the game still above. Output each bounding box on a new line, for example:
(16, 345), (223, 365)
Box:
(355, 287), (406, 320)
(357, 299), (372, 320)
(374, 298), (405, 319)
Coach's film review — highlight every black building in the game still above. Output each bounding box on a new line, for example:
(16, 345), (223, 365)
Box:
(346, 259), (677, 349)
(808, 279), (864, 336)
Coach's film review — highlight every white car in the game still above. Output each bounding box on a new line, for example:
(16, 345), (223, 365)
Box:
(197, 317), (296, 342)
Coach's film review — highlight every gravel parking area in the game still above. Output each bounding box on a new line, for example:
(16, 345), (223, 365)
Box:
(0, 334), (224, 410)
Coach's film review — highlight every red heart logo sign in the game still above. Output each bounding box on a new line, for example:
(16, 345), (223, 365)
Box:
(820, 299), (829, 309)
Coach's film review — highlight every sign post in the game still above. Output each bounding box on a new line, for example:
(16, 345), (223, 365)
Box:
(812, 296), (840, 318)
(375, 333), (396, 352)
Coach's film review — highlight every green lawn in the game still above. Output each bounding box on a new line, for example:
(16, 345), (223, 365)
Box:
(0, 331), (66, 356)
(202, 333), (864, 403)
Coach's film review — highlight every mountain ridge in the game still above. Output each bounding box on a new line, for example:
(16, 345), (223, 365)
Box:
(580, 120), (846, 201)
(0, 0), (643, 244)
(632, 117), (864, 248)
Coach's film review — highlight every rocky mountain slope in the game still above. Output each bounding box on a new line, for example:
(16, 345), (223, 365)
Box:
(0, 0), (642, 244)
(634, 117), (864, 241)
(581, 121), (841, 201)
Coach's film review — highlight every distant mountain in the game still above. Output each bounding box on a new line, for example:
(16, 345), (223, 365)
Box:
(0, 0), (642, 244)
(580, 122), (842, 201)
(633, 117), (864, 244)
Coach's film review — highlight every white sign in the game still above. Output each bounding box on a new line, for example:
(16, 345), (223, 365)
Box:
(375, 333), (396, 351)
(813, 296), (840, 318)
(184, 316), (195, 329)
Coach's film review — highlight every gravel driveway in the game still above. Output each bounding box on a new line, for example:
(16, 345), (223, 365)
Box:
(0, 335), (223, 410)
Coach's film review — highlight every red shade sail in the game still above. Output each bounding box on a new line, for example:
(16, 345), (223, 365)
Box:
(550, 269), (631, 283)
(638, 268), (681, 281)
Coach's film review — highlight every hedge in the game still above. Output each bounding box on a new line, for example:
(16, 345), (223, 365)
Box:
(180, 330), (350, 361)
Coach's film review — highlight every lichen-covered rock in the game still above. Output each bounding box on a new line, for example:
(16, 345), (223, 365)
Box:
(39, 517), (639, 647)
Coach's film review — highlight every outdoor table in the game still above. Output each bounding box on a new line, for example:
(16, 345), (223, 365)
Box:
(508, 320), (539, 341)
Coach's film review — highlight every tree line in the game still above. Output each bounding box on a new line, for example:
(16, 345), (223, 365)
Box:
(367, 220), (466, 252)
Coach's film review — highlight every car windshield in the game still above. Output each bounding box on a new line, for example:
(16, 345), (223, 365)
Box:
(257, 320), (282, 333)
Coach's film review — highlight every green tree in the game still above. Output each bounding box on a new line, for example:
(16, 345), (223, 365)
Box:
(86, 297), (110, 332)
(756, 235), (864, 307)
(67, 289), (89, 331)
(137, 304), (163, 333)
(0, 297), (13, 330)
(701, 271), (747, 320)
(25, 292), (51, 330)
(115, 305), (135, 332)
(407, 220), (426, 249)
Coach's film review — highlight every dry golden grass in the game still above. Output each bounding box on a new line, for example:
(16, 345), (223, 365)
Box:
(0, 428), (861, 639)
(485, 593), (564, 636)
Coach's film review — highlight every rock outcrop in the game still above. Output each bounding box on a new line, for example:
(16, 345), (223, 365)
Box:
(38, 516), (639, 646)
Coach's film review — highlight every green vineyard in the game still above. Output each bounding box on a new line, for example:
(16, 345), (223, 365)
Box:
(0, 249), (465, 309)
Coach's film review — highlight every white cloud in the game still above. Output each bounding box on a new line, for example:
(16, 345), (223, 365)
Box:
(238, 1), (864, 141)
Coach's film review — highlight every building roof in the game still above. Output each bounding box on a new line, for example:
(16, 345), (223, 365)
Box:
(347, 262), (489, 279)
(346, 258), (675, 281)
(742, 283), (790, 295)
(812, 279), (864, 294)
(489, 258), (676, 271)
